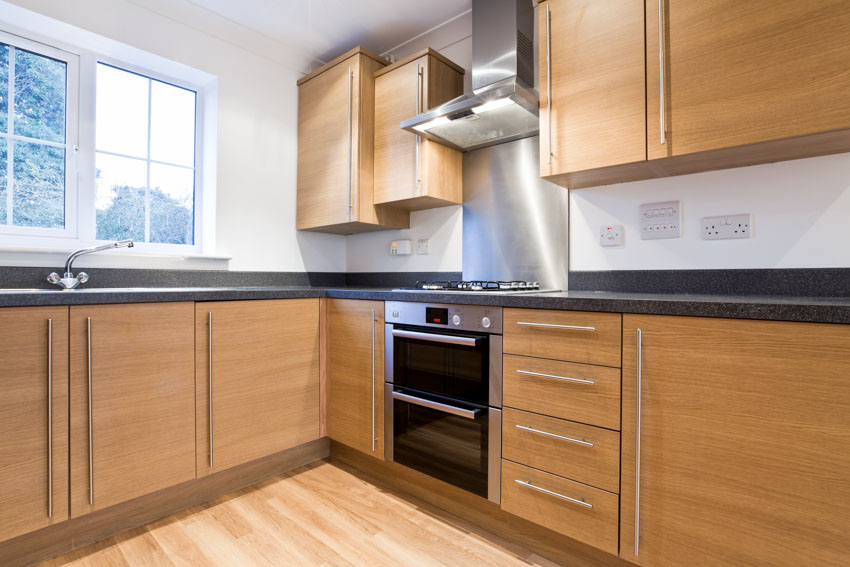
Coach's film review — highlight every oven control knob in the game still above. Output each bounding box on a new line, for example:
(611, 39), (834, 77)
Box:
(452, 314), (462, 326)
(392, 309), (399, 319)
(481, 316), (491, 329)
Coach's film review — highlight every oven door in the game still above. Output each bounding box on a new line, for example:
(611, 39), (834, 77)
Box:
(385, 385), (502, 504)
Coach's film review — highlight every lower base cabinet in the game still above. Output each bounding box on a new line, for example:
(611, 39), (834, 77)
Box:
(621, 315), (850, 567)
(195, 299), (321, 475)
(69, 303), (196, 517)
(0, 307), (69, 543)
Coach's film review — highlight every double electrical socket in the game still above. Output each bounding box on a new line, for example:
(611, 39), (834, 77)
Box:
(702, 214), (752, 240)
(640, 200), (681, 240)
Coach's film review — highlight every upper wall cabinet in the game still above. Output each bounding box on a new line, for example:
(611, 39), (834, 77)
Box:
(539, 0), (850, 189)
(297, 47), (409, 234)
(374, 49), (464, 210)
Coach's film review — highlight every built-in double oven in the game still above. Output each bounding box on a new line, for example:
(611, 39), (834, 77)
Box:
(384, 301), (502, 504)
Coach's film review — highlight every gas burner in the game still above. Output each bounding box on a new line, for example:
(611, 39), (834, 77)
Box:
(405, 280), (541, 293)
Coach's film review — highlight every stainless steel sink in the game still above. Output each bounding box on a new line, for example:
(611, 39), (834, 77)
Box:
(0, 288), (55, 293)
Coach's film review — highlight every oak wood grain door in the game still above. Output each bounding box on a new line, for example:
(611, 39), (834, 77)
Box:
(539, 0), (646, 177)
(621, 315), (850, 567)
(328, 299), (384, 459)
(70, 303), (196, 517)
(195, 299), (321, 476)
(647, 0), (850, 159)
(0, 307), (68, 543)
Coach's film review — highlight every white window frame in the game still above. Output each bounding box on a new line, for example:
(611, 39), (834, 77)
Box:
(0, 8), (217, 257)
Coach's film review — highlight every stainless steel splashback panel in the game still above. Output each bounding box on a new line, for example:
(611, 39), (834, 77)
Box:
(462, 136), (569, 290)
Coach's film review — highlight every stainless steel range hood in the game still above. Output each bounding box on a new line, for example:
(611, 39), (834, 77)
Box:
(400, 0), (538, 152)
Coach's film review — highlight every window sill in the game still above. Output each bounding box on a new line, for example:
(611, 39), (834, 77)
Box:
(0, 246), (231, 270)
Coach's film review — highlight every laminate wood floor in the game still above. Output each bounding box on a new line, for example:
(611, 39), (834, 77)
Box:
(38, 460), (562, 567)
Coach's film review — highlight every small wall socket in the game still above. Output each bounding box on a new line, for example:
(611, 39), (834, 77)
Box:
(416, 239), (429, 255)
(390, 239), (412, 255)
(702, 214), (752, 240)
(640, 200), (681, 240)
(600, 225), (624, 246)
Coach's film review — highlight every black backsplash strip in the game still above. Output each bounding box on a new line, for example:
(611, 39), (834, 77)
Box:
(569, 269), (850, 297)
(344, 272), (462, 288)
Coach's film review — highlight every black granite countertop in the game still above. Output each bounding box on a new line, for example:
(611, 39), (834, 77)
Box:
(2, 286), (850, 324)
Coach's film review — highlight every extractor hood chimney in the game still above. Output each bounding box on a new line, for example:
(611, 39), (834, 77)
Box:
(400, 0), (539, 152)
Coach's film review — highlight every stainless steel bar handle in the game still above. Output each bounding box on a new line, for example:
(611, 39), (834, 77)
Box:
(391, 329), (482, 347)
(546, 3), (552, 165)
(635, 328), (643, 555)
(47, 318), (53, 518)
(415, 64), (422, 191)
(516, 369), (595, 385)
(392, 391), (480, 420)
(87, 317), (93, 506)
(347, 65), (353, 218)
(516, 321), (596, 332)
(515, 424), (594, 447)
(658, 0), (666, 145)
(208, 312), (214, 468)
(371, 308), (376, 453)
(514, 479), (592, 509)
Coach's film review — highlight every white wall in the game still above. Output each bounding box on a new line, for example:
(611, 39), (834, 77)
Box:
(345, 12), (473, 273)
(570, 153), (850, 270)
(2, 0), (347, 272)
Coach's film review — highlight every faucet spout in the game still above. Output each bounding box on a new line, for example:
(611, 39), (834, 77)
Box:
(48, 240), (135, 290)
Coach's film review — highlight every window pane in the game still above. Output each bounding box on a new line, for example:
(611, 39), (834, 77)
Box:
(150, 80), (195, 167)
(12, 140), (64, 228)
(95, 152), (146, 241)
(14, 48), (66, 144)
(0, 138), (6, 224)
(149, 163), (194, 244)
(0, 44), (8, 133)
(96, 64), (148, 158)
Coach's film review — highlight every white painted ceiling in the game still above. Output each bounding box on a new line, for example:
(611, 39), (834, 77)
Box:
(184, 0), (471, 65)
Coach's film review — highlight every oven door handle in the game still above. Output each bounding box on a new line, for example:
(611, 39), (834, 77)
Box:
(392, 391), (481, 420)
(391, 329), (482, 347)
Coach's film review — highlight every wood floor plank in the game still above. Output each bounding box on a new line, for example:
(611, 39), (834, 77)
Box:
(38, 460), (573, 567)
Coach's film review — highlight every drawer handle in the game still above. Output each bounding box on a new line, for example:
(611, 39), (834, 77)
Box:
(515, 425), (594, 448)
(516, 321), (596, 332)
(517, 369), (595, 386)
(514, 479), (593, 509)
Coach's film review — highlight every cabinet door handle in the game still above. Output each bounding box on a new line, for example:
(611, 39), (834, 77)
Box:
(371, 308), (376, 453)
(516, 369), (595, 386)
(515, 479), (592, 509)
(658, 0), (666, 145)
(516, 321), (596, 332)
(47, 318), (53, 518)
(516, 424), (594, 447)
(208, 312), (214, 468)
(415, 64), (423, 192)
(546, 3), (552, 165)
(87, 317), (93, 506)
(347, 65), (354, 219)
(635, 328), (643, 555)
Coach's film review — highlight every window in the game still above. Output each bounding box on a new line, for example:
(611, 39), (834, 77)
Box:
(0, 16), (214, 256)
(95, 64), (197, 245)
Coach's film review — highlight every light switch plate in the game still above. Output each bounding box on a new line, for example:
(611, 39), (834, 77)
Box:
(600, 225), (624, 246)
(640, 200), (681, 240)
(390, 239), (412, 255)
(702, 214), (752, 240)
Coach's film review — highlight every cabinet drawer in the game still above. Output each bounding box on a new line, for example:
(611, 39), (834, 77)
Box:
(503, 409), (619, 493)
(501, 460), (619, 555)
(504, 309), (621, 367)
(503, 355), (620, 430)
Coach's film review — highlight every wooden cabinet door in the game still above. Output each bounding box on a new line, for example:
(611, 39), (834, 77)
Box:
(647, 0), (850, 159)
(621, 315), (850, 567)
(195, 299), (320, 475)
(328, 299), (384, 459)
(70, 303), (196, 517)
(540, 0), (645, 176)
(0, 307), (68, 543)
(297, 54), (358, 230)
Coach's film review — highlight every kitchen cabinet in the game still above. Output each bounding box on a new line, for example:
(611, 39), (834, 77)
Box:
(69, 303), (196, 517)
(327, 299), (384, 459)
(621, 315), (850, 567)
(538, 0), (646, 179)
(297, 46), (409, 234)
(195, 299), (321, 476)
(0, 307), (69, 543)
(374, 48), (464, 210)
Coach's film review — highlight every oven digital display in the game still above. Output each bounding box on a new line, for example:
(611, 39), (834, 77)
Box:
(425, 307), (449, 325)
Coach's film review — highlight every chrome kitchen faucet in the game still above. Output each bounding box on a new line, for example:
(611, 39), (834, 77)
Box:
(47, 240), (134, 290)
